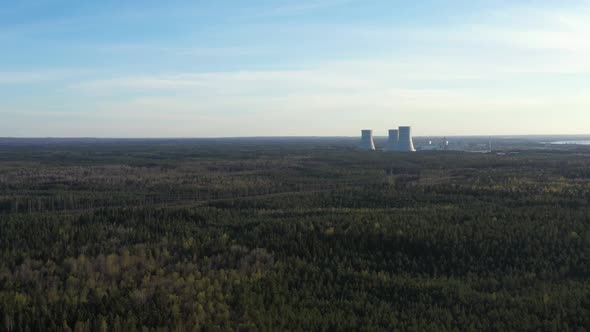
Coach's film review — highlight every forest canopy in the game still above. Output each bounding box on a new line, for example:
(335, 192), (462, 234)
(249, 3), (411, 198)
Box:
(1, 139), (590, 331)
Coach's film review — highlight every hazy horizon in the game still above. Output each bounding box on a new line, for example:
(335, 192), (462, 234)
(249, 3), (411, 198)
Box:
(2, 1), (590, 137)
(2, 134), (590, 140)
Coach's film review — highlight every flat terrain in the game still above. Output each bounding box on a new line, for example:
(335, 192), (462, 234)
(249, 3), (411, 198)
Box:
(1, 138), (590, 331)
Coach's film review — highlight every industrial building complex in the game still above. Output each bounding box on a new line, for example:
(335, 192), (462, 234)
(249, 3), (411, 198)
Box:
(360, 126), (416, 152)
(359, 127), (497, 153)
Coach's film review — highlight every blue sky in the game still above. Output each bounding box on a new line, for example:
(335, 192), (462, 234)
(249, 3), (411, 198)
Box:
(1, 0), (589, 137)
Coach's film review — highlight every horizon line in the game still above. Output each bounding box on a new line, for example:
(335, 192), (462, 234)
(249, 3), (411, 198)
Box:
(2, 134), (590, 140)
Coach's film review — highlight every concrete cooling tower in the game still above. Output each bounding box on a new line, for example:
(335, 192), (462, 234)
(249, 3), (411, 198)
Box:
(397, 126), (416, 152)
(385, 129), (399, 152)
(359, 130), (376, 151)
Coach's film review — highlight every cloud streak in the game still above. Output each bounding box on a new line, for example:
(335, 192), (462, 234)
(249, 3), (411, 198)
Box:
(252, 0), (354, 18)
(0, 69), (93, 84)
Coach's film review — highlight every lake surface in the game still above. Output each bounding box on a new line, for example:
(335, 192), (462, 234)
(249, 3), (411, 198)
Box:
(550, 141), (590, 145)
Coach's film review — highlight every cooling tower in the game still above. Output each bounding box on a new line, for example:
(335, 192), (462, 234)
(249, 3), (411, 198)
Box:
(385, 129), (399, 152)
(359, 130), (376, 151)
(397, 126), (416, 152)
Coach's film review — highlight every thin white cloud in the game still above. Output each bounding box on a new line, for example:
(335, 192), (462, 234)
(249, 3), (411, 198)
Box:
(252, 0), (354, 18)
(93, 44), (272, 57)
(437, 3), (590, 55)
(0, 69), (93, 84)
(70, 68), (373, 95)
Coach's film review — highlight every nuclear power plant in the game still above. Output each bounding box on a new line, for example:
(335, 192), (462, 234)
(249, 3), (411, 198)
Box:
(359, 126), (416, 152)
(359, 130), (376, 151)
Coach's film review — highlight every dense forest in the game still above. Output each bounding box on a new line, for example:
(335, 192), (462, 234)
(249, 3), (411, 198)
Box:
(1, 138), (590, 331)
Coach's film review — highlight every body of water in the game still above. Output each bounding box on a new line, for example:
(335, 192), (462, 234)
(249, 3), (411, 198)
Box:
(550, 141), (590, 145)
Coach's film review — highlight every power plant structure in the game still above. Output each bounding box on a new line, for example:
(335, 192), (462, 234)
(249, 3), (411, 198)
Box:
(397, 126), (416, 152)
(359, 130), (376, 151)
(359, 126), (416, 152)
(385, 129), (399, 151)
